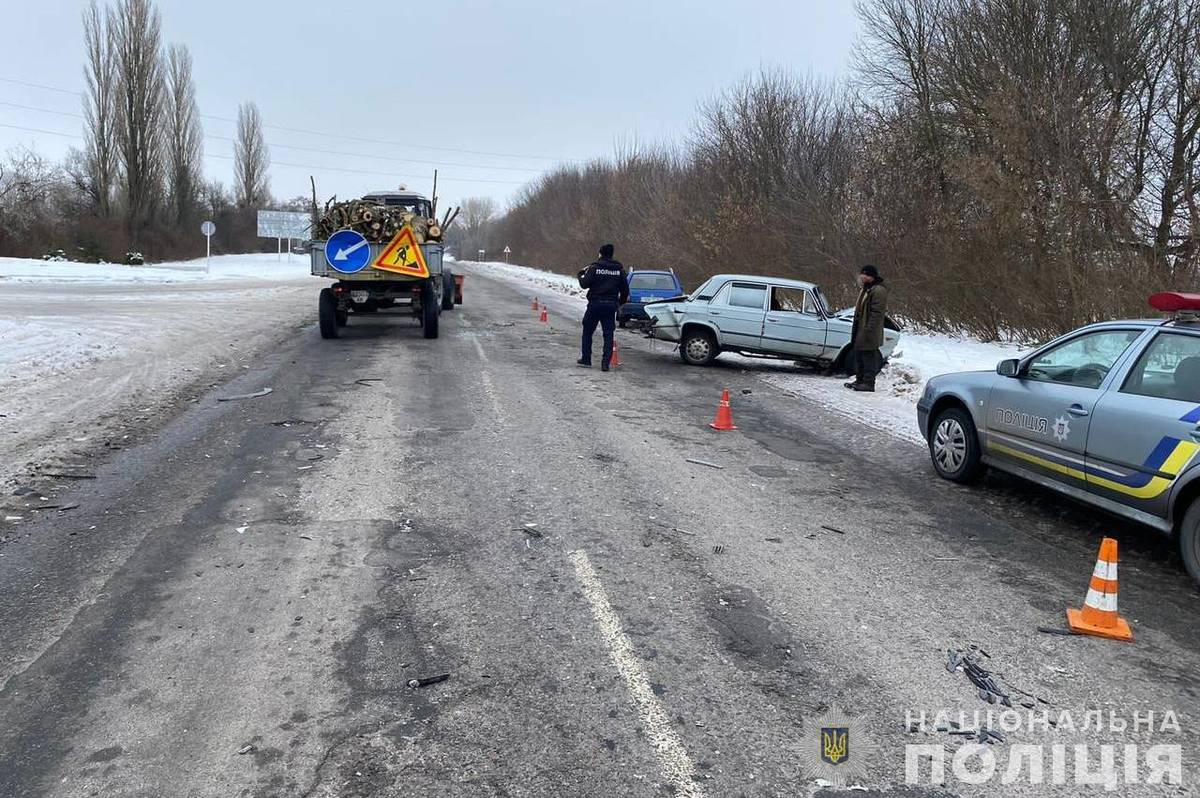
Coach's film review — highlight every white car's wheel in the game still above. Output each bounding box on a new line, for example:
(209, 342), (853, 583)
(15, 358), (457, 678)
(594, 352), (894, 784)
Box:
(680, 328), (718, 366)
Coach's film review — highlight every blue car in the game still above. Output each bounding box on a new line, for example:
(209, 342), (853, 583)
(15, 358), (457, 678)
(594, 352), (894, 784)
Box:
(618, 269), (685, 327)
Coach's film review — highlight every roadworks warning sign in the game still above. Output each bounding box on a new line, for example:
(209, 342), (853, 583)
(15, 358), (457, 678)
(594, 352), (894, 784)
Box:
(372, 227), (429, 277)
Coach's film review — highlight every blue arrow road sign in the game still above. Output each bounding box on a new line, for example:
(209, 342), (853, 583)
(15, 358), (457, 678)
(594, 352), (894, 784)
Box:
(325, 229), (371, 273)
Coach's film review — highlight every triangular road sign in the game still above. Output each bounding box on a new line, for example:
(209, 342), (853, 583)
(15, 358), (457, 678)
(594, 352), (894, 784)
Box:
(372, 226), (429, 277)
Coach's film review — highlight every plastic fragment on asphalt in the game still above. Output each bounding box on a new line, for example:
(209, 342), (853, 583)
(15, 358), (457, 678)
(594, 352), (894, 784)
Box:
(237, 744), (256, 755)
(820, 524), (846, 535)
(685, 457), (723, 469)
(1037, 626), (1077, 636)
(217, 387), (273, 402)
(712, 545), (724, 554)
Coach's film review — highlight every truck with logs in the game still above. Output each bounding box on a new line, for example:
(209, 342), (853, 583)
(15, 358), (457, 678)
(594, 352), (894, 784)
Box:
(309, 188), (463, 340)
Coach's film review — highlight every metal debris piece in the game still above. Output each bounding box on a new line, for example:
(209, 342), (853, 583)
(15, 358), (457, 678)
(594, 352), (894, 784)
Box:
(407, 673), (450, 689)
(1037, 626), (1076, 636)
(820, 524), (846, 535)
(218, 388), (273, 402)
(764, 537), (782, 543)
(354, 378), (383, 386)
(713, 545), (725, 554)
(40, 472), (96, 479)
(685, 457), (724, 469)
(236, 744), (256, 755)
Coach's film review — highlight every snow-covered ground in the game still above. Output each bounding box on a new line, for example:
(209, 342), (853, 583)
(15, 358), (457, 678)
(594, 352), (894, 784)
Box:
(461, 258), (1029, 445)
(0, 253), (310, 284)
(459, 259), (589, 303)
(0, 253), (316, 488)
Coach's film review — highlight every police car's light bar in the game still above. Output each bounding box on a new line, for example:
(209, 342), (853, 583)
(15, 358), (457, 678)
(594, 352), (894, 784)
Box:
(1149, 292), (1200, 313)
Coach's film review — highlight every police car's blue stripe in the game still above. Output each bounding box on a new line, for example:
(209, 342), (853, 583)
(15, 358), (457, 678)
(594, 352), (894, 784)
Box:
(1180, 406), (1200, 423)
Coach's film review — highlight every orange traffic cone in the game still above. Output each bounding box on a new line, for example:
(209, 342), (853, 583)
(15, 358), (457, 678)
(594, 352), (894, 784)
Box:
(532, 297), (539, 311)
(539, 306), (548, 323)
(709, 389), (737, 431)
(1066, 537), (1133, 642)
(610, 340), (621, 368)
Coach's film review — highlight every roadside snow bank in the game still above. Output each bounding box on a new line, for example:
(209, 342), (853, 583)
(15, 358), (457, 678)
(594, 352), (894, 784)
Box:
(0, 318), (126, 383)
(0, 253), (311, 284)
(0, 254), (316, 488)
(454, 259), (587, 304)
(746, 333), (1027, 445)
(460, 257), (1030, 444)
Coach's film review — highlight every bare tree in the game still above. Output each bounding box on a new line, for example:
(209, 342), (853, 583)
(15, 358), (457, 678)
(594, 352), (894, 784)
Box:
(82, 0), (118, 217)
(234, 102), (270, 208)
(113, 0), (166, 243)
(164, 43), (202, 227)
(455, 196), (498, 258)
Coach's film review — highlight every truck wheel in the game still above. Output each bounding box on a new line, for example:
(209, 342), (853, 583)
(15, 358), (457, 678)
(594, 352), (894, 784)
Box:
(928, 405), (984, 483)
(1179, 501), (1200, 588)
(422, 280), (440, 339)
(318, 288), (339, 339)
(441, 272), (455, 310)
(679, 328), (718, 366)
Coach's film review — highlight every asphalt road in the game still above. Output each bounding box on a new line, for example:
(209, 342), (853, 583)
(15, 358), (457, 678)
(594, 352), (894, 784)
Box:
(1, 272), (1197, 797)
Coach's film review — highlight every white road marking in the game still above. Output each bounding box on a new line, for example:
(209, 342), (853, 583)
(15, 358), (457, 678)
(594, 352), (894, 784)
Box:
(467, 333), (504, 422)
(568, 550), (706, 798)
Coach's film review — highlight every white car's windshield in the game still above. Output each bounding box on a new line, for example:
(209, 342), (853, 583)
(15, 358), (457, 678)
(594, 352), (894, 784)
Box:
(813, 286), (832, 316)
(689, 278), (717, 301)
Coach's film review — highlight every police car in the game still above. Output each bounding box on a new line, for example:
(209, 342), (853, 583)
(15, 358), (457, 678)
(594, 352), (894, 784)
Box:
(917, 292), (1200, 585)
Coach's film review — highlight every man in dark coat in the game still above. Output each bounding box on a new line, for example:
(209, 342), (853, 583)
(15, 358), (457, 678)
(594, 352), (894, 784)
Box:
(847, 264), (890, 392)
(577, 244), (629, 372)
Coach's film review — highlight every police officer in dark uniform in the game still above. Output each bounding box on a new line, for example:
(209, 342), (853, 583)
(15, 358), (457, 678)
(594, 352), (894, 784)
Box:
(576, 243), (629, 372)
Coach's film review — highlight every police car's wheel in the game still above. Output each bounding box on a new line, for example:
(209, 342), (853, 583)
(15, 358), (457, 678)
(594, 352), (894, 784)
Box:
(1178, 501), (1200, 588)
(680, 329), (718, 366)
(929, 406), (983, 483)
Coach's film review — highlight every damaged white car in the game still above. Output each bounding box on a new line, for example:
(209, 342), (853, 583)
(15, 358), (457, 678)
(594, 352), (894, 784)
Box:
(644, 274), (900, 368)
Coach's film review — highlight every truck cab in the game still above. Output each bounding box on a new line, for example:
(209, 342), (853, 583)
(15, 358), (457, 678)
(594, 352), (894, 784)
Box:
(360, 191), (433, 218)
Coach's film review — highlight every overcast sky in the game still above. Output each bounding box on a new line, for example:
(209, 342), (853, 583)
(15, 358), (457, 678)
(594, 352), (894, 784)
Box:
(0, 0), (860, 211)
